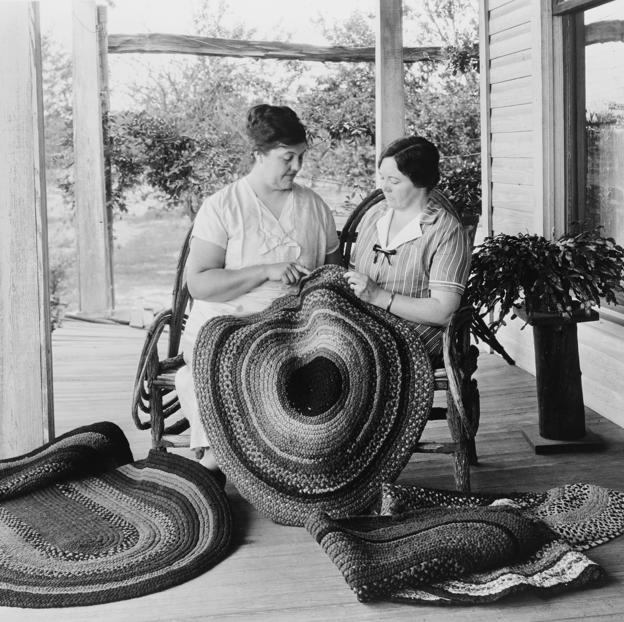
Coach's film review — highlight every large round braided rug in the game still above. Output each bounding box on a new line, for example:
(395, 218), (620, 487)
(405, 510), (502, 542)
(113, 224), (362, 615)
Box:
(0, 444), (232, 608)
(193, 265), (434, 526)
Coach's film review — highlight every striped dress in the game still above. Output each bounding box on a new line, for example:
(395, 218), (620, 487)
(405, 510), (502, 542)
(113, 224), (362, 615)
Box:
(350, 193), (471, 357)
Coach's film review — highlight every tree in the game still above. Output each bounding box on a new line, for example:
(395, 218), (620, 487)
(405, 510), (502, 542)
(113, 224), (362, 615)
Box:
(296, 2), (481, 211)
(41, 34), (73, 173)
(114, 0), (302, 215)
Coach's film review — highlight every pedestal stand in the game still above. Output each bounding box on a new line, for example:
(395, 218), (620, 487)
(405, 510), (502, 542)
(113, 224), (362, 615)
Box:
(516, 308), (603, 455)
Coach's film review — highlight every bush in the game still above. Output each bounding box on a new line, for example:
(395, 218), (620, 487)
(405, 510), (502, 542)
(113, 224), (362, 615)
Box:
(438, 158), (481, 215)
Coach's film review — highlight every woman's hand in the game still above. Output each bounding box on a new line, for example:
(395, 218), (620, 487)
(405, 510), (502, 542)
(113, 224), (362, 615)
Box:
(344, 270), (386, 306)
(265, 262), (311, 285)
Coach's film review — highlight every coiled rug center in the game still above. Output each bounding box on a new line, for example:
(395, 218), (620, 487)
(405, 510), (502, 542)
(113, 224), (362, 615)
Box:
(284, 355), (343, 417)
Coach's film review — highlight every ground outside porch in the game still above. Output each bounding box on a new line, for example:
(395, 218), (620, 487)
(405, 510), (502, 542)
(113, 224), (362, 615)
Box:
(2, 318), (624, 621)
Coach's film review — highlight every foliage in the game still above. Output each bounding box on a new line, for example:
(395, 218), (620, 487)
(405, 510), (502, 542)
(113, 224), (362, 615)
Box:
(48, 250), (71, 331)
(108, 111), (206, 212)
(438, 158), (481, 215)
(41, 35), (73, 170)
(297, 4), (480, 202)
(466, 230), (624, 332)
(447, 41), (480, 75)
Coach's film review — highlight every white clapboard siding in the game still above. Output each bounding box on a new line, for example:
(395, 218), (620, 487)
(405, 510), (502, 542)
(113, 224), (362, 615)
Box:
(491, 131), (535, 157)
(578, 321), (624, 429)
(490, 103), (533, 132)
(489, 0), (531, 36)
(490, 21), (532, 59)
(491, 157), (534, 185)
(489, 49), (533, 83)
(490, 76), (534, 106)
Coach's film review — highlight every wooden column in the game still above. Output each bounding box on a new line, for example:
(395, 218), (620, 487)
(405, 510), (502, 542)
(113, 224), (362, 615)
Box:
(72, 0), (113, 316)
(98, 5), (115, 310)
(0, 2), (54, 457)
(479, 0), (493, 238)
(375, 0), (405, 172)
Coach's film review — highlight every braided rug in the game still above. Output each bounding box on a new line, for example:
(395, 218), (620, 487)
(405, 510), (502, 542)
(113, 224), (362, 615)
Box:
(0, 427), (232, 608)
(0, 421), (133, 501)
(380, 482), (624, 550)
(193, 265), (434, 526)
(374, 483), (616, 604)
(305, 505), (557, 602)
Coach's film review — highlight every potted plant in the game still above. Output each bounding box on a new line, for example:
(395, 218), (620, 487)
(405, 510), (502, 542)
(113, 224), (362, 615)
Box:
(466, 229), (624, 450)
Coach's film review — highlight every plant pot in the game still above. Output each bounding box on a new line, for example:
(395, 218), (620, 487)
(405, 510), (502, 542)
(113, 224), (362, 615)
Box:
(515, 306), (598, 443)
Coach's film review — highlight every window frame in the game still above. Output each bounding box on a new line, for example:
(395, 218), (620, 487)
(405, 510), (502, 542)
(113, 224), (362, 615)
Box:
(554, 0), (624, 324)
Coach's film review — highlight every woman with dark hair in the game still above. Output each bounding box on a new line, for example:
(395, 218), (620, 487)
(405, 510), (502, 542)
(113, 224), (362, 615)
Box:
(344, 135), (471, 356)
(175, 104), (341, 473)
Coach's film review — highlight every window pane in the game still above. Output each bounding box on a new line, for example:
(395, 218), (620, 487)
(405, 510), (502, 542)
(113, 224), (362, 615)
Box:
(584, 0), (624, 306)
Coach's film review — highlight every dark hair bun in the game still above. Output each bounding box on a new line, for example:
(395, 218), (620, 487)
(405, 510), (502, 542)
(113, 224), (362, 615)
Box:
(246, 104), (307, 153)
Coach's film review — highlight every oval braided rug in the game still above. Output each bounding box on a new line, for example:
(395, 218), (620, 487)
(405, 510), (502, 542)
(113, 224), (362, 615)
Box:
(0, 448), (232, 608)
(193, 265), (434, 526)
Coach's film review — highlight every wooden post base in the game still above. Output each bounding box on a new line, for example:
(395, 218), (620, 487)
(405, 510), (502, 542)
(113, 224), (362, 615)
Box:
(522, 426), (603, 455)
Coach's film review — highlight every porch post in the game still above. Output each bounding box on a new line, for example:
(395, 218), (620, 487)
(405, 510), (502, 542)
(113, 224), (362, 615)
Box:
(0, 1), (54, 456)
(375, 0), (405, 174)
(72, 0), (113, 316)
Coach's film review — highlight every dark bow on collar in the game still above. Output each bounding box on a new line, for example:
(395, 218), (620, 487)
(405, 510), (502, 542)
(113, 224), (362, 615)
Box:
(372, 244), (397, 265)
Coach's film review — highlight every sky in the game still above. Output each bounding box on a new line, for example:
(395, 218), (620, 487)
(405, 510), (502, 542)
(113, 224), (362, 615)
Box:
(39, 0), (377, 47)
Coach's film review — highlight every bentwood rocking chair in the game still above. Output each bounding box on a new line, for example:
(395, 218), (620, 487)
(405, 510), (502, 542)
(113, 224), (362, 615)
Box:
(131, 188), (502, 491)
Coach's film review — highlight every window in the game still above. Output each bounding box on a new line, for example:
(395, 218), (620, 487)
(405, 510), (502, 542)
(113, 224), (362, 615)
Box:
(558, 0), (624, 314)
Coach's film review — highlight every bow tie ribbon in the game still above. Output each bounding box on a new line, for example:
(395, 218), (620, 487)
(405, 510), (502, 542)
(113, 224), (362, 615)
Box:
(372, 244), (397, 265)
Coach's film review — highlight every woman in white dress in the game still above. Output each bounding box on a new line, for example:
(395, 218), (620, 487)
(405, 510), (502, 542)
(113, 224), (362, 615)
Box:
(175, 104), (341, 478)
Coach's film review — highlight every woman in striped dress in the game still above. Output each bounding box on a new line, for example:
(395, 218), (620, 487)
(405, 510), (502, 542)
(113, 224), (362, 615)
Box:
(344, 136), (471, 359)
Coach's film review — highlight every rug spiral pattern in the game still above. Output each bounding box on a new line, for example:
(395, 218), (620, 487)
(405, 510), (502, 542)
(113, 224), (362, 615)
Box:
(0, 426), (232, 608)
(193, 265), (434, 526)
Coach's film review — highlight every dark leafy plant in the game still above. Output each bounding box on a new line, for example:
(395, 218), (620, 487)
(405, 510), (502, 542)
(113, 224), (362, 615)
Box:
(439, 158), (481, 215)
(466, 230), (624, 332)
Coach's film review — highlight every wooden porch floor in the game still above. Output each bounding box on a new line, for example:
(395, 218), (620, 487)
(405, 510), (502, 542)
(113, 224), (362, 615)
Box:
(3, 318), (624, 621)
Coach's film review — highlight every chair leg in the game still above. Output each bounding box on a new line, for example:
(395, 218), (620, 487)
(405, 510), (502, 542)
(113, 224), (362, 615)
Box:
(150, 389), (166, 450)
(453, 446), (471, 492)
(465, 379), (480, 466)
(446, 397), (472, 492)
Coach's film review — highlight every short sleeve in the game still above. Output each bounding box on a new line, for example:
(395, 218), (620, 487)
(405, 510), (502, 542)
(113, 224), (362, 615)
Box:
(191, 195), (228, 249)
(429, 220), (471, 295)
(324, 206), (340, 254)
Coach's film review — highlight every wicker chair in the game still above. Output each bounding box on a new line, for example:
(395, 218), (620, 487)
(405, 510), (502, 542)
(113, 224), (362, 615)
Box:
(131, 189), (506, 491)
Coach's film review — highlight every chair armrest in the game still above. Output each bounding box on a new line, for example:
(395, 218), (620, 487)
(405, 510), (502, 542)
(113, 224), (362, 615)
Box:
(442, 306), (477, 436)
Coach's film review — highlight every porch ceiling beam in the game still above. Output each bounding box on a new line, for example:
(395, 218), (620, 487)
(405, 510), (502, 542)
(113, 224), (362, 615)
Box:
(108, 33), (444, 63)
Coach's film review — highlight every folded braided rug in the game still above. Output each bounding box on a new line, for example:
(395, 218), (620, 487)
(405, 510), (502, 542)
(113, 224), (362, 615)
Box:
(367, 483), (618, 604)
(305, 506), (557, 602)
(0, 422), (232, 608)
(193, 265), (434, 526)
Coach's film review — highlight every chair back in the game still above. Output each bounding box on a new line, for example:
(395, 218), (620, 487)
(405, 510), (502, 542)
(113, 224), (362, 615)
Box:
(167, 225), (193, 358)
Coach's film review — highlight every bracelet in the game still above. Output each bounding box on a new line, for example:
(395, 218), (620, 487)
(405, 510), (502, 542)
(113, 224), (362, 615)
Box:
(385, 292), (395, 312)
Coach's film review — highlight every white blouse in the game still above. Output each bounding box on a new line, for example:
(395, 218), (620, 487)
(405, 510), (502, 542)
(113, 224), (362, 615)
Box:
(180, 178), (339, 359)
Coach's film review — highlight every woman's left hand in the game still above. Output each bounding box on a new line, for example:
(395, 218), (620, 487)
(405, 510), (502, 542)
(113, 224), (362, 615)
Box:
(344, 270), (382, 305)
